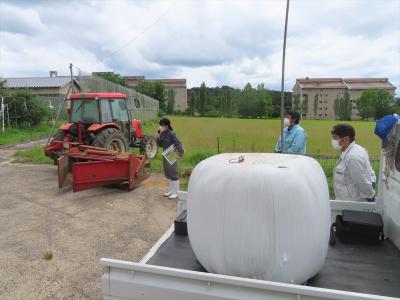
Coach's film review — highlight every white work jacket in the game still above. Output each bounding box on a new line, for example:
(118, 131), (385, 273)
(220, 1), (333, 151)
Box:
(333, 142), (376, 202)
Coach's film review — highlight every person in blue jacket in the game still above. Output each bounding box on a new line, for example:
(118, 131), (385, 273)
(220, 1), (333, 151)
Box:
(275, 110), (307, 154)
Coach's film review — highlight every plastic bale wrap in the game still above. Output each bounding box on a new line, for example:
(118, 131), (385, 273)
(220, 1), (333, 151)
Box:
(187, 153), (331, 284)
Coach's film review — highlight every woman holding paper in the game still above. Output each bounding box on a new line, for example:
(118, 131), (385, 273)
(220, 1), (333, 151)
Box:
(156, 118), (184, 199)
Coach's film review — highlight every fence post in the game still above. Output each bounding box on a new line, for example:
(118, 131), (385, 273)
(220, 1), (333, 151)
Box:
(216, 136), (220, 153)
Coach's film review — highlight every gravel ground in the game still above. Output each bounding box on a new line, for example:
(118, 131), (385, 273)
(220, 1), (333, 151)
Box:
(0, 142), (176, 299)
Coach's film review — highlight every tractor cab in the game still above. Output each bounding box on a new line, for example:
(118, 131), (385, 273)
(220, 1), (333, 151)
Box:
(45, 92), (157, 163)
(69, 93), (135, 142)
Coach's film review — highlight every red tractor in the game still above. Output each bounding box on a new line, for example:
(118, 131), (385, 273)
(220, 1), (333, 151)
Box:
(45, 92), (158, 163)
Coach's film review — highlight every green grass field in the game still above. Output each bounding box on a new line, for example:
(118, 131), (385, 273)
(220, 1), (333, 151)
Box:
(0, 122), (61, 146)
(13, 116), (381, 196)
(144, 116), (381, 157)
(144, 116), (381, 195)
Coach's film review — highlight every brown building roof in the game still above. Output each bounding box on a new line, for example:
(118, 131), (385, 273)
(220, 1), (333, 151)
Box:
(297, 78), (347, 89)
(296, 77), (395, 90)
(343, 78), (395, 90)
(146, 79), (186, 88)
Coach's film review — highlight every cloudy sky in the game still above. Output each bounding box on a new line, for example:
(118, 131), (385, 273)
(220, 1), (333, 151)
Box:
(0, 0), (399, 92)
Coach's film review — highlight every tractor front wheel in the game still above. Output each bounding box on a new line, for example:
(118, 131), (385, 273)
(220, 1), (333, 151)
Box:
(140, 136), (158, 159)
(92, 128), (129, 153)
(50, 130), (66, 164)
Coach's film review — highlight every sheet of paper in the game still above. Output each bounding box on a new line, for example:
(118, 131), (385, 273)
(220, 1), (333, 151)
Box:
(162, 144), (177, 165)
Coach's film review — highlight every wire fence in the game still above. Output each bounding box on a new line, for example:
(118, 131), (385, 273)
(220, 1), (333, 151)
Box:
(307, 153), (380, 197)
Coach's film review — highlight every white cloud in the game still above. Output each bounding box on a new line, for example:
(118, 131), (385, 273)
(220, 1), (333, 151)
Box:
(0, 0), (399, 94)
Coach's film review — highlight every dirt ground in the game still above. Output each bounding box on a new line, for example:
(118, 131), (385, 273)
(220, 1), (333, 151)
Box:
(0, 141), (176, 299)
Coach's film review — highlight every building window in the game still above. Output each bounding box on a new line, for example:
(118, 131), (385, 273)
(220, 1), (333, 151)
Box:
(326, 94), (328, 97)
(319, 107), (322, 110)
(319, 101), (322, 103)
(325, 107), (328, 110)
(318, 114), (322, 117)
(325, 114), (328, 117)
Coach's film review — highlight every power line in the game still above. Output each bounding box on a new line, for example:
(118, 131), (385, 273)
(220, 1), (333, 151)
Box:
(86, 1), (176, 69)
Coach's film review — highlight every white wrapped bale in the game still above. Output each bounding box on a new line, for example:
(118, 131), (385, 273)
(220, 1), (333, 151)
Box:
(187, 153), (331, 284)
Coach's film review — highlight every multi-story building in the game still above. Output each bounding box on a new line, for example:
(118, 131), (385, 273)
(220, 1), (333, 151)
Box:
(292, 78), (396, 120)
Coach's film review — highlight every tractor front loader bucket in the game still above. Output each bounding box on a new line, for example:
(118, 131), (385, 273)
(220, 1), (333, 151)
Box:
(57, 146), (150, 192)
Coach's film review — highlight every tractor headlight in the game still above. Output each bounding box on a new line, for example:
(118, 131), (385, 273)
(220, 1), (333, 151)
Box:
(63, 142), (70, 149)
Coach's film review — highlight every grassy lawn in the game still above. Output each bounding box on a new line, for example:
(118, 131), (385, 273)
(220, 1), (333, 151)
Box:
(14, 147), (53, 164)
(145, 116), (381, 194)
(0, 122), (61, 146)
(144, 116), (381, 157)
(13, 116), (381, 196)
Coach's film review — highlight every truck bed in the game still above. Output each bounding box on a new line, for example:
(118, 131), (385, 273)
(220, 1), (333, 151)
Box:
(146, 231), (400, 298)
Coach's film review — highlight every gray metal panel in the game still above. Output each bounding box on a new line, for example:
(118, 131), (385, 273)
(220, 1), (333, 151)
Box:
(101, 259), (395, 300)
(4, 77), (72, 88)
(77, 76), (159, 121)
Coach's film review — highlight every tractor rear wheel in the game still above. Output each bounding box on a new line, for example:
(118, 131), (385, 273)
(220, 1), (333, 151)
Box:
(140, 135), (158, 159)
(92, 128), (129, 153)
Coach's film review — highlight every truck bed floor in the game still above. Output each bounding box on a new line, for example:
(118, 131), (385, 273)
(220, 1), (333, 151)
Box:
(147, 233), (400, 298)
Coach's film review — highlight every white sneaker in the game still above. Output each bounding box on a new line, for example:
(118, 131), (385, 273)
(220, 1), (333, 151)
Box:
(168, 193), (178, 199)
(163, 191), (173, 197)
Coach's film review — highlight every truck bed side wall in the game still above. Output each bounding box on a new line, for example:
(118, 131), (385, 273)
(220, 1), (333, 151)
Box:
(380, 122), (400, 249)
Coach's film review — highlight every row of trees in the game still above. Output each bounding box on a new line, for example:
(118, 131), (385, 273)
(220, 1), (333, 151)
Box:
(294, 89), (398, 121)
(333, 90), (398, 121)
(134, 80), (175, 114)
(188, 82), (292, 118)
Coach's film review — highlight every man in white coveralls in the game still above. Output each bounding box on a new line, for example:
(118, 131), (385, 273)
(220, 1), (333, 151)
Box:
(331, 124), (376, 202)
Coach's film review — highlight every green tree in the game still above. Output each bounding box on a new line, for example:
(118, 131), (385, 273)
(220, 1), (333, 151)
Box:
(313, 93), (318, 118)
(187, 91), (196, 115)
(256, 84), (273, 117)
(293, 95), (300, 111)
(93, 72), (127, 86)
(374, 90), (397, 119)
(153, 80), (166, 111)
(300, 94), (308, 116)
(334, 92), (352, 120)
(237, 83), (271, 118)
(135, 80), (166, 112)
(357, 89), (397, 120)
(334, 96), (340, 119)
(135, 80), (153, 97)
(199, 82), (207, 116)
(220, 88), (233, 117)
(166, 89), (175, 114)
(6, 89), (49, 126)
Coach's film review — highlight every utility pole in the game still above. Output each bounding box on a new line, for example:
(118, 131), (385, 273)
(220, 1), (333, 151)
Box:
(1, 96), (4, 133)
(6, 104), (10, 128)
(69, 63), (74, 94)
(280, 0), (290, 153)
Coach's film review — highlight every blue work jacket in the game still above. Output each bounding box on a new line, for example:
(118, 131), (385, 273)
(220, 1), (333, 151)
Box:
(275, 124), (307, 154)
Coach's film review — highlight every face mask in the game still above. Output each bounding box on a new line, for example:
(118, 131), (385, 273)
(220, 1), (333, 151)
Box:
(283, 118), (291, 127)
(159, 126), (165, 132)
(331, 139), (341, 150)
